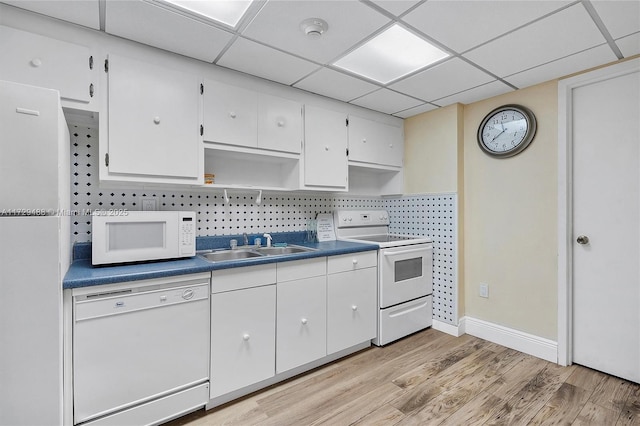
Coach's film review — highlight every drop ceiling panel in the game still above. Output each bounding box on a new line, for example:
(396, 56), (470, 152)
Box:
(217, 37), (320, 86)
(294, 67), (378, 102)
(591, 0), (640, 39)
(402, 0), (572, 53)
(350, 88), (423, 114)
(435, 80), (513, 107)
(616, 32), (640, 57)
(393, 102), (439, 119)
(464, 4), (607, 78)
(504, 44), (618, 88)
(1, 0), (100, 29)
(105, 1), (234, 62)
(241, 0), (391, 64)
(370, 0), (421, 17)
(389, 58), (495, 102)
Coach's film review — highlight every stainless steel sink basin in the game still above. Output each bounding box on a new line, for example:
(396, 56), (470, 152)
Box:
(199, 244), (315, 262)
(255, 246), (316, 255)
(201, 250), (263, 262)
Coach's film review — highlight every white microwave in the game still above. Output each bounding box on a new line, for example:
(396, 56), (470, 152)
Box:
(91, 211), (196, 265)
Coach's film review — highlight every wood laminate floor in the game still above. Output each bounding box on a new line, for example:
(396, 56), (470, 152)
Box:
(167, 329), (640, 425)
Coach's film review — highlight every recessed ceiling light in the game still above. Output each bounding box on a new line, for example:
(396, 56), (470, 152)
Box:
(333, 24), (449, 84)
(162, 0), (254, 28)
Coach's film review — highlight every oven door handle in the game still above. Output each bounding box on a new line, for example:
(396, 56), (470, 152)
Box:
(383, 247), (430, 257)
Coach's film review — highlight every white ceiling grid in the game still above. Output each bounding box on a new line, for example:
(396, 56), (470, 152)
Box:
(3, 0), (639, 118)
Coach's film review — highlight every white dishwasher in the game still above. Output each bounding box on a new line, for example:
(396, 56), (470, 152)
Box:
(72, 275), (210, 425)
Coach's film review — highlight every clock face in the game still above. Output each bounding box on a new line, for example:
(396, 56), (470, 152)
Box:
(477, 105), (536, 158)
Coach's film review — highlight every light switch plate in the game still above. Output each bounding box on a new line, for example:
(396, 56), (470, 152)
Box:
(479, 283), (489, 298)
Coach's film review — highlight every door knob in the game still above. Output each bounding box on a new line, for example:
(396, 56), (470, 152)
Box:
(576, 235), (590, 245)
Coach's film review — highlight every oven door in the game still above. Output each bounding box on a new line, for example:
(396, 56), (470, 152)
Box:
(379, 244), (433, 308)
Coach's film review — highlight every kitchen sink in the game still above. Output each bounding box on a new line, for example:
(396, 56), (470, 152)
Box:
(255, 246), (315, 255)
(200, 250), (263, 262)
(199, 245), (316, 262)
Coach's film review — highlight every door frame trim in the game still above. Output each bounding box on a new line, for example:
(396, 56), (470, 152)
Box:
(557, 58), (640, 366)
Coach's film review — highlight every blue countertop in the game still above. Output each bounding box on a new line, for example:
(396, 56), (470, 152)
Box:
(63, 234), (378, 289)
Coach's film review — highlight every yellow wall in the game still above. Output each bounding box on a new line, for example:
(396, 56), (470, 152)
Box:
(404, 104), (463, 194)
(464, 81), (558, 340)
(404, 81), (558, 340)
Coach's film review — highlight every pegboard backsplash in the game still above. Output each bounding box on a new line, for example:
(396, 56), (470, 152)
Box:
(70, 126), (458, 325)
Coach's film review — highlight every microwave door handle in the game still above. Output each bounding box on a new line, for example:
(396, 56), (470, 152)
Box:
(383, 247), (430, 257)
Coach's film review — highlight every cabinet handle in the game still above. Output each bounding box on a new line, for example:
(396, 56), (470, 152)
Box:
(352, 305), (358, 311)
(301, 318), (308, 325)
(352, 259), (358, 265)
(229, 112), (237, 119)
(243, 333), (250, 341)
(325, 146), (329, 151)
(277, 120), (285, 127)
(153, 116), (161, 125)
(362, 138), (367, 143)
(389, 144), (393, 148)
(30, 58), (42, 68)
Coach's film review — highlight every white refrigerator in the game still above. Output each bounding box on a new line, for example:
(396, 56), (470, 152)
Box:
(0, 80), (70, 425)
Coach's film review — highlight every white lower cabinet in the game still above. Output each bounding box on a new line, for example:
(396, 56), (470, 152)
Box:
(276, 275), (327, 373)
(210, 285), (276, 398)
(276, 258), (327, 374)
(327, 252), (378, 354)
(210, 264), (277, 399)
(208, 252), (377, 403)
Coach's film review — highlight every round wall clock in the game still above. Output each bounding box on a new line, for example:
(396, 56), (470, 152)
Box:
(477, 104), (537, 158)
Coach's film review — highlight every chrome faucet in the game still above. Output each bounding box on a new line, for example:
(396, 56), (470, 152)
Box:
(263, 233), (272, 248)
(242, 232), (249, 246)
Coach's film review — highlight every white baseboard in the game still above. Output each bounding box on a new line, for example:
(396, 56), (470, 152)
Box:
(463, 316), (558, 363)
(432, 319), (464, 337)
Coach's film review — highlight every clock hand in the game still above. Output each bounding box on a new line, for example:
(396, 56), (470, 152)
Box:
(491, 129), (506, 142)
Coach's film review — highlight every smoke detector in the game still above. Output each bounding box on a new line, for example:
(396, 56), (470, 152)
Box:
(300, 18), (328, 38)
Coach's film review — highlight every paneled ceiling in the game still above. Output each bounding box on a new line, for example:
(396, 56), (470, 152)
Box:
(5, 0), (639, 118)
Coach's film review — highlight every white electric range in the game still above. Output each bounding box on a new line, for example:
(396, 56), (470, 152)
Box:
(334, 210), (433, 346)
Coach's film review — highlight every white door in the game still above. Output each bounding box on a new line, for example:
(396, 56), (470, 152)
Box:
(571, 61), (640, 383)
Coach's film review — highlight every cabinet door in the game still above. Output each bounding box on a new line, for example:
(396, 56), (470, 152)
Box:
(348, 115), (403, 167)
(257, 93), (302, 154)
(203, 79), (257, 148)
(276, 275), (326, 373)
(107, 54), (201, 180)
(0, 25), (93, 104)
(210, 285), (276, 398)
(327, 267), (377, 354)
(304, 105), (347, 189)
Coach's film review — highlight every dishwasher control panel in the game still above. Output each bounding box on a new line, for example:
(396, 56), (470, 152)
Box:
(74, 283), (209, 321)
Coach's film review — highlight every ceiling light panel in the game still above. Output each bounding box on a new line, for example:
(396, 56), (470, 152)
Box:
(163, 0), (253, 27)
(333, 24), (449, 84)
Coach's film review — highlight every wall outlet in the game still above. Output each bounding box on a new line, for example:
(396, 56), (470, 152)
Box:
(141, 197), (158, 211)
(479, 283), (489, 298)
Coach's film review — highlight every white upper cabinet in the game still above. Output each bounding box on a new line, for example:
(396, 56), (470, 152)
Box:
(348, 115), (403, 167)
(0, 25), (95, 106)
(104, 54), (202, 184)
(203, 79), (258, 148)
(303, 105), (348, 190)
(203, 81), (302, 154)
(257, 93), (302, 154)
